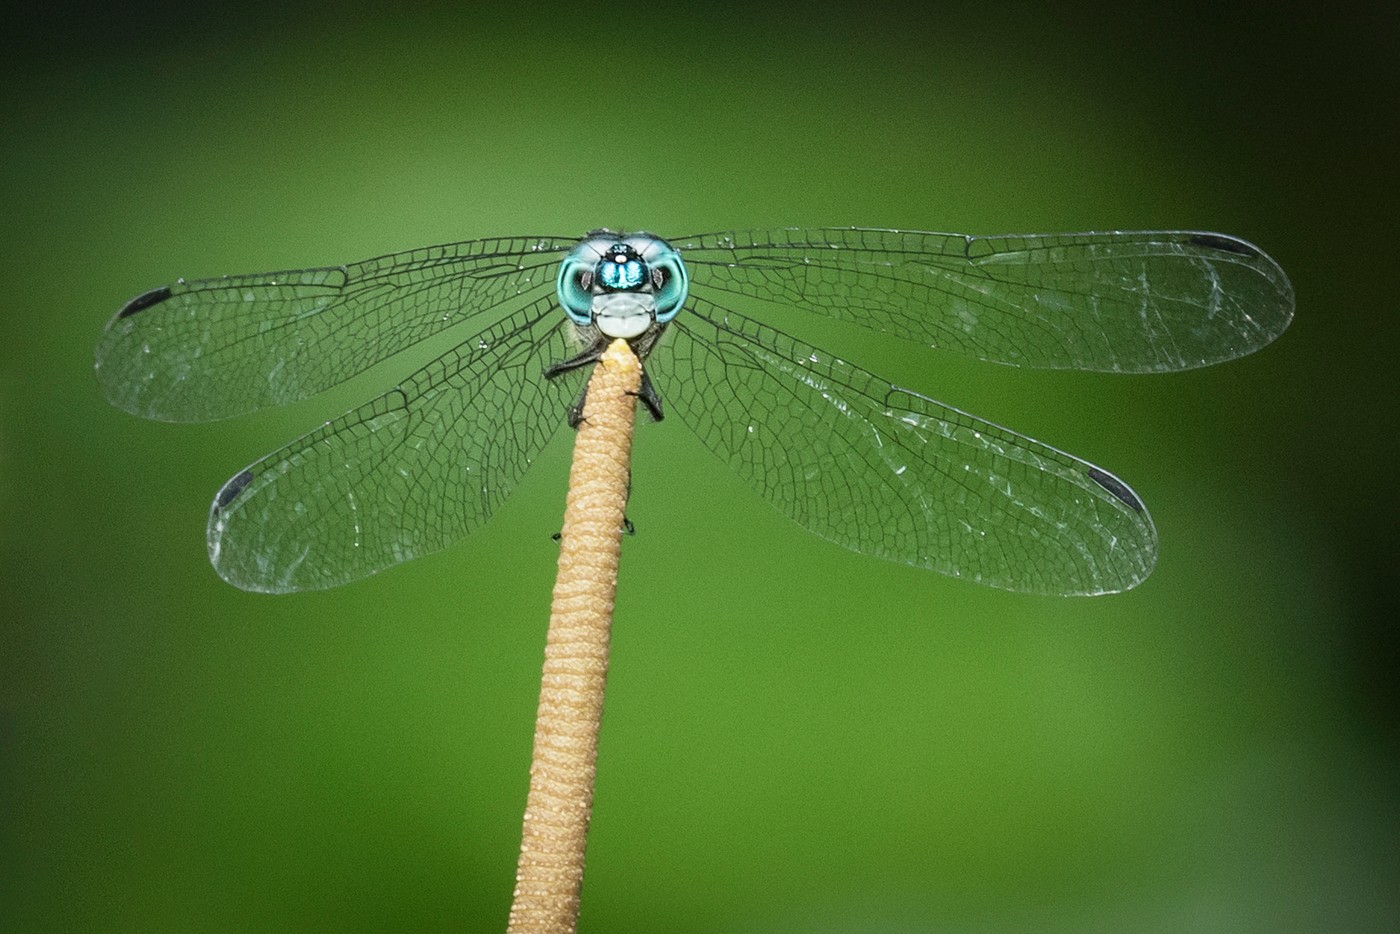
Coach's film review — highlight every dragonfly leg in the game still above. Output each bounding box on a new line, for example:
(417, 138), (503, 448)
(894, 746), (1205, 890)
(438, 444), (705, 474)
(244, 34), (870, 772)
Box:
(550, 468), (636, 541)
(545, 339), (608, 428)
(622, 468), (637, 535)
(564, 384), (589, 429)
(551, 516), (635, 542)
(635, 367), (664, 422)
(546, 338), (665, 426)
(543, 344), (605, 379)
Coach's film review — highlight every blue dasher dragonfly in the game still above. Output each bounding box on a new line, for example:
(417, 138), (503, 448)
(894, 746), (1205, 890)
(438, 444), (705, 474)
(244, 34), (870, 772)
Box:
(95, 228), (1293, 596)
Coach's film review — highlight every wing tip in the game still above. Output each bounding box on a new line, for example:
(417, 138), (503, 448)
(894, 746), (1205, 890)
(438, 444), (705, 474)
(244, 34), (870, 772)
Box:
(117, 285), (174, 319)
(212, 469), (256, 511)
(1186, 232), (1260, 257)
(1186, 232), (1296, 352)
(1087, 465), (1145, 513)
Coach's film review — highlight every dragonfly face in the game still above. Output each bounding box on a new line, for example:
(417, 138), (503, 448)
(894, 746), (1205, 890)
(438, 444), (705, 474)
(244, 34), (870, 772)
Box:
(555, 232), (689, 339)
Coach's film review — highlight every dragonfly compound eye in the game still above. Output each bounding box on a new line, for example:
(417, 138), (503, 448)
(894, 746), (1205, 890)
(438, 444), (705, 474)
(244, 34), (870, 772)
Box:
(555, 255), (596, 325)
(649, 254), (688, 323)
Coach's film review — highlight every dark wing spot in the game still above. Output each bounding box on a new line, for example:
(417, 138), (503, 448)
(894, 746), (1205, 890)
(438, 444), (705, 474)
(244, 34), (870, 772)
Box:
(117, 286), (174, 318)
(214, 470), (255, 510)
(1088, 466), (1144, 513)
(1186, 234), (1258, 257)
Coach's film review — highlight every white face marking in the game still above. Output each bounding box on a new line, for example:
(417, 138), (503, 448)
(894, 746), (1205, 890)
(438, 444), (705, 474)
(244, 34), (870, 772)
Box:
(592, 292), (655, 339)
(596, 314), (651, 339)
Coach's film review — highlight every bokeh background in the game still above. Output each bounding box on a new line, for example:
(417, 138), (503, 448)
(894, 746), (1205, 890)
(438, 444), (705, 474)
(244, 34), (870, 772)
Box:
(4, 2), (1396, 931)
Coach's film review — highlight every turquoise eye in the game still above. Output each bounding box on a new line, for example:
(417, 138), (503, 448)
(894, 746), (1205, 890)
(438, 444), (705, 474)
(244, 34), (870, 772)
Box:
(650, 256), (688, 322)
(556, 257), (593, 324)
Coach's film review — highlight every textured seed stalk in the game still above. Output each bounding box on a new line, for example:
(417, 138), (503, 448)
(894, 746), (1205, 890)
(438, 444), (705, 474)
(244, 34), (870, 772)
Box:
(507, 339), (641, 934)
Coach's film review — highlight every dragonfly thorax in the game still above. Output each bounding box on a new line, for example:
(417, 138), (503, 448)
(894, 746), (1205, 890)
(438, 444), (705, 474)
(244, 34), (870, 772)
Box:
(556, 232), (689, 339)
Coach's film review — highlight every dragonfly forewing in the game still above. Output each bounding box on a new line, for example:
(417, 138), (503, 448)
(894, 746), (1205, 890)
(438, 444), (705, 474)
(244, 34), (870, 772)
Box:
(95, 236), (575, 422)
(677, 228), (1293, 373)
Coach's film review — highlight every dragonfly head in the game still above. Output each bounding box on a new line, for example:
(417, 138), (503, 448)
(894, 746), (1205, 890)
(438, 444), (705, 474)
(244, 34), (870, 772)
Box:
(556, 232), (689, 339)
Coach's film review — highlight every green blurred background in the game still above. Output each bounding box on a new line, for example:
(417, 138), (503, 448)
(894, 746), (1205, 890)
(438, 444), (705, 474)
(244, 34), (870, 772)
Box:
(3, 2), (1396, 931)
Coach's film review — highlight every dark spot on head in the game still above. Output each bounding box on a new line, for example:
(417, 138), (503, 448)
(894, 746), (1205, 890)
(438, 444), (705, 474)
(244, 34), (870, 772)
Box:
(1187, 234), (1257, 257)
(214, 470), (255, 510)
(1088, 466), (1144, 513)
(117, 286), (173, 318)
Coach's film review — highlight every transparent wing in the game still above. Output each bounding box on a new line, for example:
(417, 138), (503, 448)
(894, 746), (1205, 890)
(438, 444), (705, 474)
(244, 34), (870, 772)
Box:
(655, 298), (1158, 595)
(206, 298), (587, 593)
(95, 235), (576, 422)
(676, 228), (1294, 372)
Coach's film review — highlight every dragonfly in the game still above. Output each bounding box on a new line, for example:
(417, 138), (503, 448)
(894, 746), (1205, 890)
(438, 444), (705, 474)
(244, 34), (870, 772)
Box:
(95, 227), (1293, 596)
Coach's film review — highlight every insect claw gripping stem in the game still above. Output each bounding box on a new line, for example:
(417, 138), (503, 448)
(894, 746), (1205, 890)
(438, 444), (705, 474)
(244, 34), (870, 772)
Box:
(634, 370), (664, 421)
(548, 345), (664, 428)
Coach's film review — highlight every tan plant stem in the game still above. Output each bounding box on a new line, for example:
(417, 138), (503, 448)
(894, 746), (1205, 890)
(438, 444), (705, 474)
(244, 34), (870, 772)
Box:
(507, 339), (642, 934)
